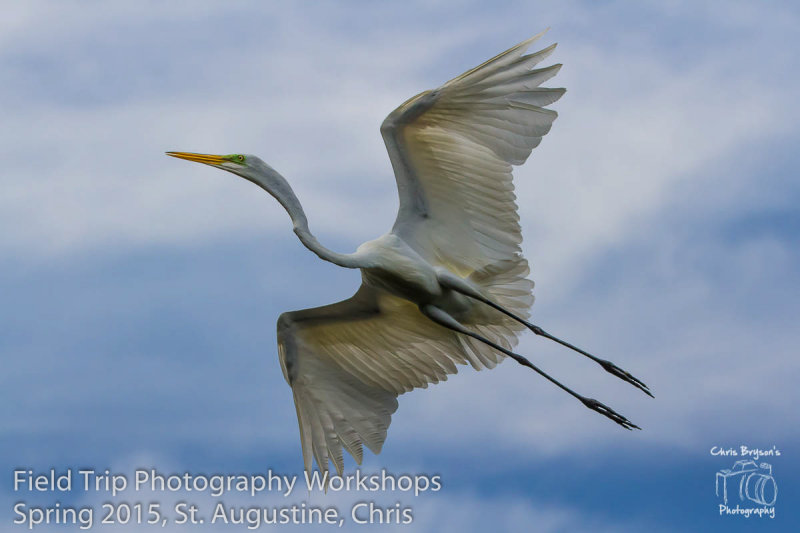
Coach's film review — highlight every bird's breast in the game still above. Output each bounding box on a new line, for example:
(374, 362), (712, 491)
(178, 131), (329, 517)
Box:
(357, 236), (441, 303)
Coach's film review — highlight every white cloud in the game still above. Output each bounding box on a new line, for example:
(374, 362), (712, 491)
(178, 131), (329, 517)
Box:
(0, 2), (477, 257)
(2, 1), (796, 289)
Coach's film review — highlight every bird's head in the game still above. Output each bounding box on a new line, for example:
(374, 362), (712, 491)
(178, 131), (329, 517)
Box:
(165, 151), (264, 182)
(166, 150), (289, 195)
(166, 150), (306, 227)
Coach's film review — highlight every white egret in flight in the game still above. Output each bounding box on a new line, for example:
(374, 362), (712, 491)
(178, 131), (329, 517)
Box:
(167, 32), (651, 477)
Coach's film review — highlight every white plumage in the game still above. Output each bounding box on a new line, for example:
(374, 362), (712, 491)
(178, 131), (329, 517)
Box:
(281, 33), (560, 475)
(168, 30), (650, 481)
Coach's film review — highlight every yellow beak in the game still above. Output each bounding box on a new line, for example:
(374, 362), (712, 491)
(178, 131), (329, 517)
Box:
(166, 152), (226, 165)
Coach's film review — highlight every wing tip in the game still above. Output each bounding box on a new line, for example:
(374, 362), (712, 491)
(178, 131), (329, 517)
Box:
(514, 29), (549, 56)
(530, 27), (550, 43)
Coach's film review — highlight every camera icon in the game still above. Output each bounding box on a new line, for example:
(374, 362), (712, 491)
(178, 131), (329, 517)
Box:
(716, 459), (777, 505)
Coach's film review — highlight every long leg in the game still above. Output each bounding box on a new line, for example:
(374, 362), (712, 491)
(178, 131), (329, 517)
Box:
(420, 304), (640, 430)
(437, 271), (652, 398)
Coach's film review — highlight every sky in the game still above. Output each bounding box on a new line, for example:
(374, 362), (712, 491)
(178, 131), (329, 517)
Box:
(2, 1), (799, 531)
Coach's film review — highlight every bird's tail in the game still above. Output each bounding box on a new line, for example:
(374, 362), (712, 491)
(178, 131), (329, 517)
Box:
(456, 256), (534, 369)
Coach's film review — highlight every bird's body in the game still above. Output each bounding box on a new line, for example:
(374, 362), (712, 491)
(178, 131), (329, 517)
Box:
(355, 234), (481, 322)
(357, 234), (442, 302)
(167, 31), (651, 478)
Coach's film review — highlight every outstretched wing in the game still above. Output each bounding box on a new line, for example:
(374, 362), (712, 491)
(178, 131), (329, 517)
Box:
(277, 284), (512, 476)
(279, 34), (563, 476)
(382, 31), (564, 276)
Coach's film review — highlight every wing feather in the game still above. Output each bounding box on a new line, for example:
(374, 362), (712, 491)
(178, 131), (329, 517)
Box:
(277, 35), (561, 477)
(279, 285), (466, 476)
(382, 33), (564, 275)
(278, 267), (535, 476)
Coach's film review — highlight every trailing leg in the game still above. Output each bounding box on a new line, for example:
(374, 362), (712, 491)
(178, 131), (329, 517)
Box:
(436, 270), (652, 398)
(420, 304), (640, 430)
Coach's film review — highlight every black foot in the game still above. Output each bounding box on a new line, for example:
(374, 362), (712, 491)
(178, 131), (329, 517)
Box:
(597, 359), (654, 398)
(580, 397), (641, 431)
(528, 324), (653, 398)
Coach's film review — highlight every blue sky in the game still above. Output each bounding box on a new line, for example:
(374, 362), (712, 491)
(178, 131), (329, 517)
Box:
(2, 1), (799, 531)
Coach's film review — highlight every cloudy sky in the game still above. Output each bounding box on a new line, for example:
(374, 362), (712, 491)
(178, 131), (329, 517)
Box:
(3, 1), (798, 531)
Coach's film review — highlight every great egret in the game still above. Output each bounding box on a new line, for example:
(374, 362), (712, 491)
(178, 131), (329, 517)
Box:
(167, 32), (651, 477)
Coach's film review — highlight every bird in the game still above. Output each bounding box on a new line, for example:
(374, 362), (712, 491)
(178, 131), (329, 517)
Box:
(167, 31), (651, 478)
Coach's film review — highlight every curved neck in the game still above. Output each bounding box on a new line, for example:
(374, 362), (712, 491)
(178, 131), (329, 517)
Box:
(244, 160), (361, 269)
(292, 226), (358, 268)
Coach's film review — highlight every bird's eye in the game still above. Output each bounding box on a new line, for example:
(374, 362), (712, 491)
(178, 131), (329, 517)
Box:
(238, 155), (244, 161)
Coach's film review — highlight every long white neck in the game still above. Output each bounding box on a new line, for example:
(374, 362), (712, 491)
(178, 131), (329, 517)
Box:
(243, 159), (361, 269)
